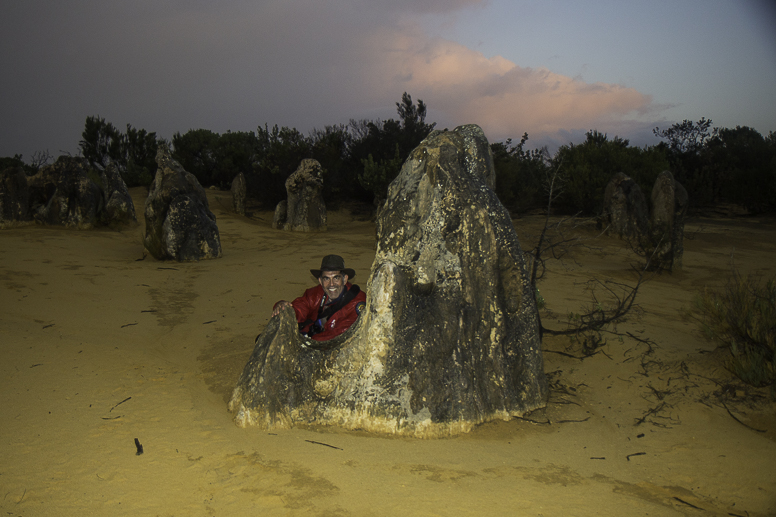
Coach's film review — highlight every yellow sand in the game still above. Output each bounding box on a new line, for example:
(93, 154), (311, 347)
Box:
(1, 187), (774, 516)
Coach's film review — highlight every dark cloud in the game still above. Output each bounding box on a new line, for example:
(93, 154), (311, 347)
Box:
(1, 0), (661, 160)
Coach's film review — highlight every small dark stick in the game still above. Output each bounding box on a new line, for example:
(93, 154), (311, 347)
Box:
(304, 440), (342, 450)
(134, 438), (144, 455)
(672, 497), (703, 510)
(110, 397), (131, 412)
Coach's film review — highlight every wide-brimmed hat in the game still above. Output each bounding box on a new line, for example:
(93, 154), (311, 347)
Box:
(310, 254), (356, 279)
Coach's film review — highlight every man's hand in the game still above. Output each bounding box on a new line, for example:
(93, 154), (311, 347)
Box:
(272, 300), (292, 317)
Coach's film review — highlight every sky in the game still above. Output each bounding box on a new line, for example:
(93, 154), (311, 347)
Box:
(1, 0), (775, 161)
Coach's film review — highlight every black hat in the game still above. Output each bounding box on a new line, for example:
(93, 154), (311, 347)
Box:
(310, 254), (356, 279)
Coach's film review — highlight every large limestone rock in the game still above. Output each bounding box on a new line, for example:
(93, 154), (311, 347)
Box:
(600, 171), (688, 272)
(231, 172), (247, 216)
(101, 161), (137, 225)
(1, 159), (136, 230)
(0, 167), (31, 228)
(650, 170), (688, 271)
(272, 159), (327, 231)
(229, 125), (547, 438)
(27, 156), (104, 229)
(143, 146), (222, 261)
(601, 172), (650, 243)
(272, 200), (287, 229)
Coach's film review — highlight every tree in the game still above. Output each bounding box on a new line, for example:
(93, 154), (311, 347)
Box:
(0, 152), (51, 175)
(214, 130), (258, 188)
(171, 129), (258, 189)
(553, 130), (668, 215)
(0, 154), (23, 168)
(653, 117), (716, 154)
(395, 92), (435, 153)
(308, 124), (362, 205)
(28, 150), (53, 172)
(352, 93), (436, 203)
(79, 116), (160, 186)
(123, 124), (159, 186)
(80, 116), (123, 169)
(359, 145), (403, 205)
(705, 126), (776, 211)
(171, 129), (220, 186)
(491, 133), (551, 213)
(250, 124), (311, 208)
(652, 118), (719, 206)
(354, 119), (402, 203)
(654, 119), (776, 209)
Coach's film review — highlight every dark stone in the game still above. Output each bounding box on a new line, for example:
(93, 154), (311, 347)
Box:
(273, 159), (327, 231)
(272, 200), (287, 229)
(143, 146), (222, 261)
(672, 181), (688, 270)
(600, 172), (650, 244)
(650, 170), (688, 271)
(27, 156), (104, 229)
(0, 167), (31, 228)
(101, 162), (137, 225)
(601, 170), (688, 272)
(231, 172), (247, 216)
(229, 124), (547, 437)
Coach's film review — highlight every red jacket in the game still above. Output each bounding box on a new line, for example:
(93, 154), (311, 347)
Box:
(289, 283), (366, 341)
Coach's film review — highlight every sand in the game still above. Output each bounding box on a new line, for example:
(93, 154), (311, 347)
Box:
(1, 187), (775, 516)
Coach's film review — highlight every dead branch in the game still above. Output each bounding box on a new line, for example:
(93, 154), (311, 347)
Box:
(721, 401), (767, 433)
(635, 402), (667, 426)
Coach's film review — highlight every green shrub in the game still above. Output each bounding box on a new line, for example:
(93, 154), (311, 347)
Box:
(553, 130), (669, 215)
(691, 272), (775, 389)
(491, 134), (548, 213)
(359, 145), (403, 204)
(534, 288), (545, 310)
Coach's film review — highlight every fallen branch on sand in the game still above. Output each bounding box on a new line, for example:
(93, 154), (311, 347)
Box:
(305, 440), (342, 450)
(672, 496), (703, 510)
(721, 401), (767, 433)
(635, 402), (668, 426)
(513, 416), (551, 425)
(110, 397), (131, 412)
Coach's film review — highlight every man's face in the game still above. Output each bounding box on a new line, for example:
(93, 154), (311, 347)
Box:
(319, 270), (348, 300)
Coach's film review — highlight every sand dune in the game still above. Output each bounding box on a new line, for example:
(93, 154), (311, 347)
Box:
(1, 187), (774, 516)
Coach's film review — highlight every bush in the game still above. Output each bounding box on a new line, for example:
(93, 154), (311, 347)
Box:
(359, 145), (403, 205)
(553, 130), (669, 215)
(691, 272), (776, 389)
(491, 134), (548, 213)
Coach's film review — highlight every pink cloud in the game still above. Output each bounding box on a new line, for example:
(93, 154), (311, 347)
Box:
(363, 31), (655, 142)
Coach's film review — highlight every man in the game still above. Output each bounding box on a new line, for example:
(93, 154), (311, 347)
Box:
(272, 254), (367, 341)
